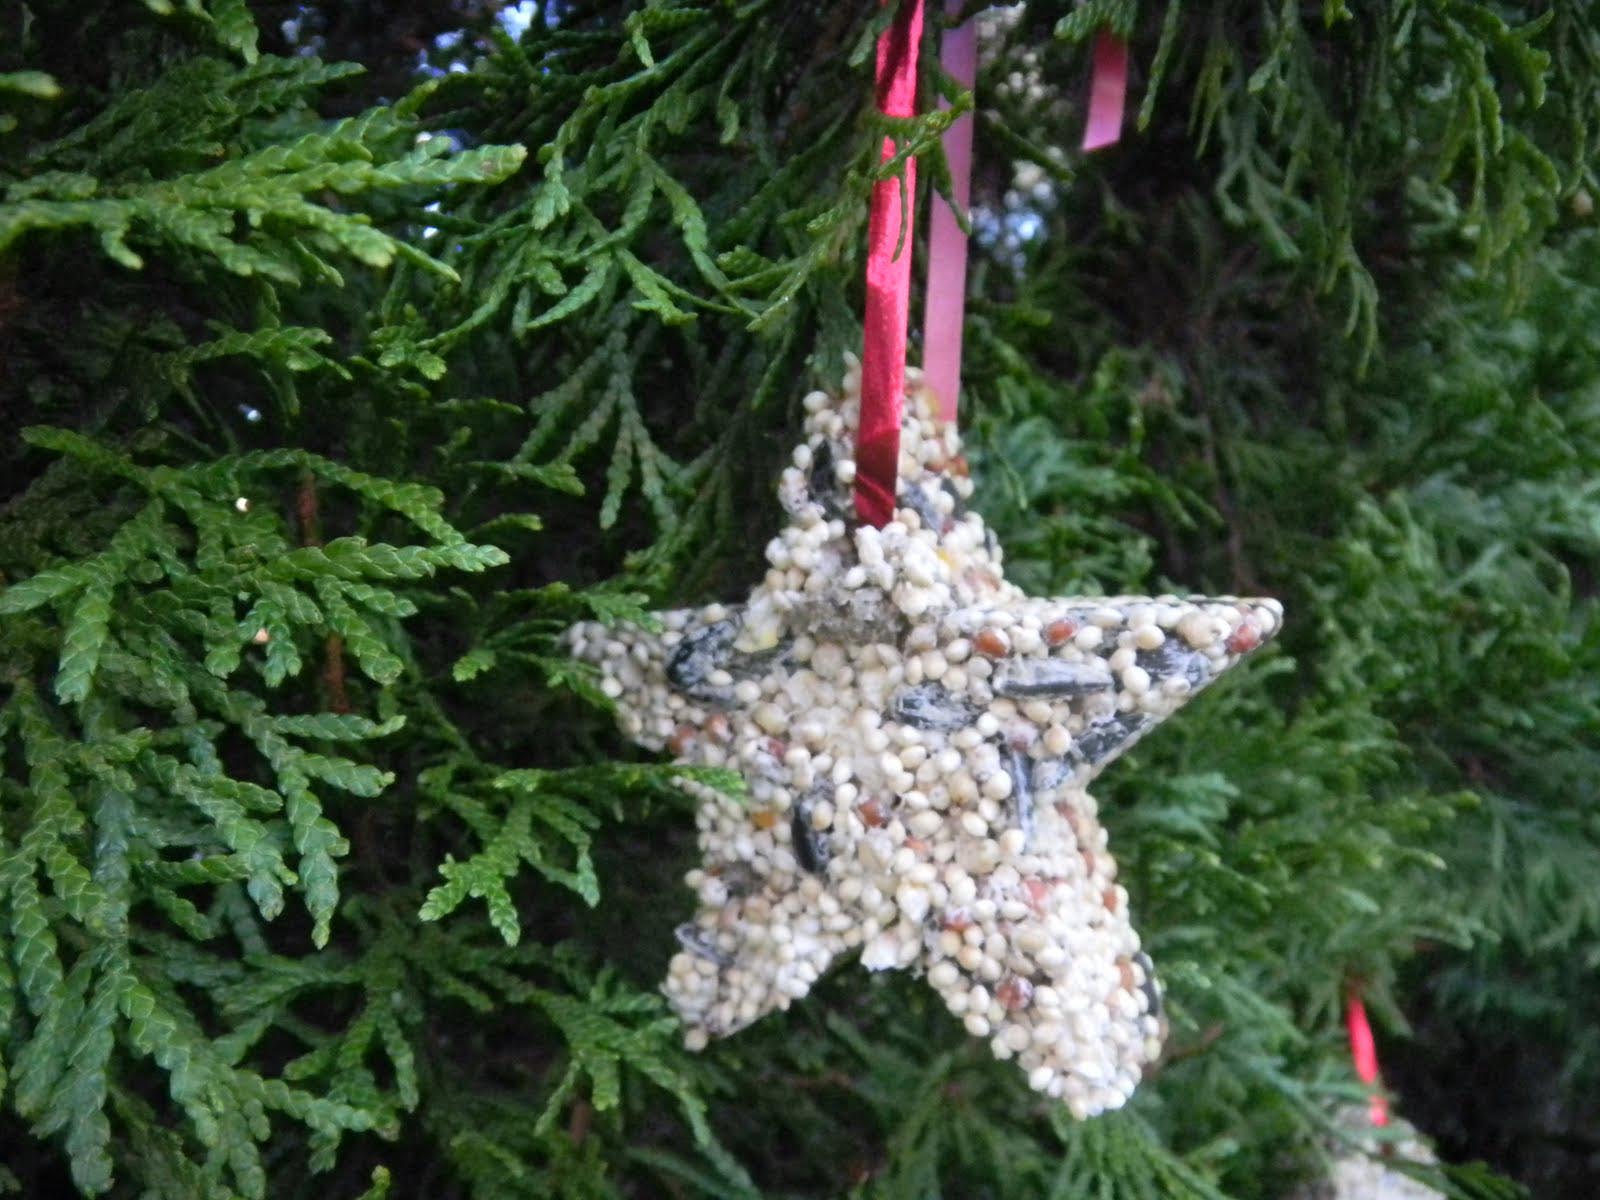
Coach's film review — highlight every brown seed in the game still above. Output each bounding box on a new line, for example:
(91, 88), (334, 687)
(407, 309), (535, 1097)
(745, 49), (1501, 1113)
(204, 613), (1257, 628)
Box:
(1102, 886), (1120, 912)
(996, 975), (1034, 1011)
(704, 712), (731, 741)
(858, 797), (888, 827)
(942, 907), (974, 932)
(1023, 878), (1053, 913)
(1044, 618), (1078, 647)
(904, 837), (931, 855)
(1117, 958), (1136, 992)
(1081, 848), (1097, 877)
(751, 809), (778, 831)
(974, 628), (1010, 658)
(763, 736), (788, 759)
(949, 455), (970, 478)
(1225, 622), (1261, 655)
(667, 724), (696, 755)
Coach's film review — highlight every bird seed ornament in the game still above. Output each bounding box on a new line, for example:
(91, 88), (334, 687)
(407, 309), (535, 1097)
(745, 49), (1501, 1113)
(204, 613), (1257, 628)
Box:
(567, 364), (1281, 1118)
(1286, 1108), (1448, 1200)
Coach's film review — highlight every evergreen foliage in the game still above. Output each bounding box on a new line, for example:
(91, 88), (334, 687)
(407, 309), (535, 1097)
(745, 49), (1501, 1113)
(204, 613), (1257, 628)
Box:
(1, 1), (1597, 1196)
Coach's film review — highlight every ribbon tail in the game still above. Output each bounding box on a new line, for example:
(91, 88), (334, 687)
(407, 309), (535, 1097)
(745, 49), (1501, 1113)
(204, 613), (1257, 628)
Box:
(921, 4), (976, 423)
(1082, 30), (1129, 152)
(1345, 988), (1392, 1127)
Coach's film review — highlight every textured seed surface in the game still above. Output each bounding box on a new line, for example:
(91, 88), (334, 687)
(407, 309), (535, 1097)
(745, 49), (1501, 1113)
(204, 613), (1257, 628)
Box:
(1287, 1110), (1448, 1200)
(566, 368), (1282, 1121)
(888, 681), (981, 731)
(993, 658), (1114, 699)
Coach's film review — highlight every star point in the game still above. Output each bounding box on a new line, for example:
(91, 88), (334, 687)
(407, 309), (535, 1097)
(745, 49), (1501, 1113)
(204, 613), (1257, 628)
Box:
(569, 369), (1280, 1117)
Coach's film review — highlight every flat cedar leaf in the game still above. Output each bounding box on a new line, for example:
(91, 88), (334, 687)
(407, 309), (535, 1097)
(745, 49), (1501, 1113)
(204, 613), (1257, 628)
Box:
(283, 794), (345, 948)
(204, 630), (245, 678)
(470, 512), (544, 538)
(315, 581), (405, 685)
(433, 543), (510, 572)
(262, 713), (406, 741)
(12, 951), (90, 1122)
(0, 562), (92, 614)
(676, 766), (746, 801)
(354, 1166), (393, 1200)
(260, 581), (322, 626)
(583, 590), (657, 625)
(6, 865), (66, 1027)
(528, 655), (612, 708)
(20, 427), (141, 479)
(373, 1010), (418, 1110)
(599, 410), (635, 529)
(529, 259), (568, 295)
(179, 324), (347, 376)
(167, 769), (293, 920)
(144, 887), (218, 940)
(616, 249), (696, 325)
(0, 70), (62, 98)
(452, 647), (497, 682)
(207, 0), (260, 62)
(520, 260), (612, 332)
(243, 599), (302, 687)
(52, 967), (118, 1195)
(54, 576), (115, 704)
(497, 460), (585, 495)
(294, 752), (392, 798)
(417, 859), (470, 924)
(340, 582), (419, 617)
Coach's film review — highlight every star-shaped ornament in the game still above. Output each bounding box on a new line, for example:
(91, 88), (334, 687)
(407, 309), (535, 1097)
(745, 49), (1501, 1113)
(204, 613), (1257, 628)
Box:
(568, 365), (1280, 1117)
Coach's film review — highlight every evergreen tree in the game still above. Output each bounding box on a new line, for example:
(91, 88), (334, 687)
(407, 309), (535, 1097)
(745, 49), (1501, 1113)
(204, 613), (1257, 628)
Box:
(2, 1), (1597, 1196)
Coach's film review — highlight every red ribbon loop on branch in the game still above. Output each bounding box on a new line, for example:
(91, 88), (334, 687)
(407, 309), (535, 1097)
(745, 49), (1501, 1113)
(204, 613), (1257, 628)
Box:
(1345, 987), (1391, 1127)
(1082, 29), (1129, 152)
(922, 2), (976, 423)
(855, 0), (926, 529)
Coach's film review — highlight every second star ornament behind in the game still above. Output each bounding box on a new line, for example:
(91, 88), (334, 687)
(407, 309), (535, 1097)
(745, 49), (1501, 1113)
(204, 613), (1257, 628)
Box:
(568, 364), (1281, 1118)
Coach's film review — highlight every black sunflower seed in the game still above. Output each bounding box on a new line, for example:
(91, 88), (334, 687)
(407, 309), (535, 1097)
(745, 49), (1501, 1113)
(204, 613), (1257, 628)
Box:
(887, 682), (981, 732)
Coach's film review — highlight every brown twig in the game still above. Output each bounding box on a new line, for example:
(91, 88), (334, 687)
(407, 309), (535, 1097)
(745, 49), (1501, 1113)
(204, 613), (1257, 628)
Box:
(567, 1096), (593, 1145)
(296, 470), (351, 713)
(1154, 1021), (1226, 1072)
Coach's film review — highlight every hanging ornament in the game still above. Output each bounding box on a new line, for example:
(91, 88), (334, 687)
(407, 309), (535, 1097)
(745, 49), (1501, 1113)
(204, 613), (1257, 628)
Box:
(1282, 990), (1448, 1198)
(1287, 1108), (1448, 1200)
(570, 0), (1279, 1119)
(567, 367), (1281, 1117)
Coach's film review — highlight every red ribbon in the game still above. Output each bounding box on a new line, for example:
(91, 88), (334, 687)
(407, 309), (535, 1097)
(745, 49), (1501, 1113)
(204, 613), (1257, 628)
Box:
(1345, 988), (1391, 1127)
(921, 2), (976, 423)
(1082, 29), (1129, 152)
(855, 0), (925, 528)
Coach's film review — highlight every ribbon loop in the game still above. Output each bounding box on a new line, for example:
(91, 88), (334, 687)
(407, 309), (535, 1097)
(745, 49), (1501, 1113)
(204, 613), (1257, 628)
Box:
(922, 3), (976, 423)
(1083, 30), (1129, 152)
(854, 0), (926, 528)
